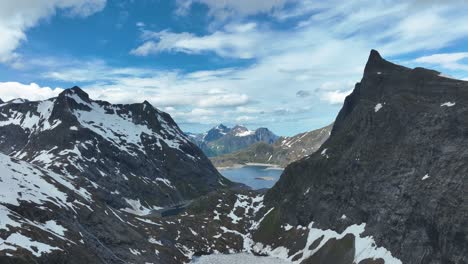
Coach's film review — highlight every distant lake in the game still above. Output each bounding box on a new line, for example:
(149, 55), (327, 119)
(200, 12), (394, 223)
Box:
(192, 253), (290, 264)
(219, 165), (283, 189)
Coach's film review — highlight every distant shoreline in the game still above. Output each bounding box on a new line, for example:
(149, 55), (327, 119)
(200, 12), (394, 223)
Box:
(216, 162), (284, 171)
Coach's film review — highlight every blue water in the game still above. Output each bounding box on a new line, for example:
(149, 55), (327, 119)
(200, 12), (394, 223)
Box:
(219, 165), (283, 189)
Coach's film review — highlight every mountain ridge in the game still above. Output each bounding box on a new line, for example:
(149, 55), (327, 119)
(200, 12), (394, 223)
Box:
(188, 124), (279, 157)
(0, 86), (230, 209)
(211, 123), (333, 167)
(260, 49), (468, 263)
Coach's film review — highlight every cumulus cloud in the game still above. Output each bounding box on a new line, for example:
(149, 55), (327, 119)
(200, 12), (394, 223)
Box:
(0, 82), (63, 101)
(320, 90), (353, 105)
(7, 0), (468, 134)
(0, 0), (106, 65)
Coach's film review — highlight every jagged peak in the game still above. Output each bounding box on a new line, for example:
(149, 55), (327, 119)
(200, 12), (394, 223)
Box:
(58, 86), (91, 103)
(216, 123), (227, 128)
(212, 123), (229, 131)
(141, 100), (155, 111)
(363, 49), (408, 77)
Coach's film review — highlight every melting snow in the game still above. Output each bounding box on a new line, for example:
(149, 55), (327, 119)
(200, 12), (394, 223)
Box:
(440, 102), (455, 107)
(235, 130), (255, 137)
(0, 233), (61, 257)
(121, 198), (162, 216)
(253, 222), (402, 264)
(0, 153), (91, 208)
(374, 103), (383, 112)
(155, 178), (176, 189)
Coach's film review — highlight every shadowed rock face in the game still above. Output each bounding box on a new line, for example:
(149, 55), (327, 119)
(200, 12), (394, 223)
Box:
(265, 50), (468, 263)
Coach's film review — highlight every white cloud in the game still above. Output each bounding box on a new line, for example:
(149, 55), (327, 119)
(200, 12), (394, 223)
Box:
(0, 0), (106, 65)
(7, 0), (468, 135)
(320, 90), (353, 105)
(198, 94), (249, 108)
(176, 0), (289, 20)
(131, 23), (262, 59)
(414, 52), (468, 71)
(0, 82), (63, 101)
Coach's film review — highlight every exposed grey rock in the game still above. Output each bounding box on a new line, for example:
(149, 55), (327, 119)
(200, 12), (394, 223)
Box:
(265, 50), (468, 263)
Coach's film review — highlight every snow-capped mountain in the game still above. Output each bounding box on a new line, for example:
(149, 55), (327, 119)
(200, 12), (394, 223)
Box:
(211, 124), (333, 167)
(0, 87), (230, 209)
(188, 124), (279, 157)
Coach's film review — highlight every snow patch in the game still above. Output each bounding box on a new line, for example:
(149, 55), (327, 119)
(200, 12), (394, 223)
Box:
(440, 102), (455, 107)
(374, 103), (383, 112)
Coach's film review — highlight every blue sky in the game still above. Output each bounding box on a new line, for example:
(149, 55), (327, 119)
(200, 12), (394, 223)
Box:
(1, 1), (468, 135)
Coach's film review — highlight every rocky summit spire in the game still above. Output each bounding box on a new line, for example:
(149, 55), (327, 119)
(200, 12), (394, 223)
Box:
(363, 49), (408, 77)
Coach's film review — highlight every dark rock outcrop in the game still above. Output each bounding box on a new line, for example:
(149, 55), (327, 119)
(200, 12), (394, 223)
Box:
(264, 50), (468, 263)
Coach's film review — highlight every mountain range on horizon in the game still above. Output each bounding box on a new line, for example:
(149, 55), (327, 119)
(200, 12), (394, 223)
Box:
(187, 124), (279, 157)
(0, 50), (466, 264)
(211, 123), (333, 168)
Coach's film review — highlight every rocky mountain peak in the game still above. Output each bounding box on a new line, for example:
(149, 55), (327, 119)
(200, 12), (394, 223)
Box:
(363, 49), (408, 78)
(216, 123), (228, 130)
(58, 86), (91, 103)
(204, 124), (231, 142)
(142, 100), (154, 109)
(264, 50), (468, 263)
(231, 124), (248, 132)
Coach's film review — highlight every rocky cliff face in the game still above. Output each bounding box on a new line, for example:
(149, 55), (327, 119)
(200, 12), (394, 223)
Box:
(261, 50), (468, 263)
(0, 87), (230, 209)
(188, 124), (279, 157)
(211, 124), (332, 167)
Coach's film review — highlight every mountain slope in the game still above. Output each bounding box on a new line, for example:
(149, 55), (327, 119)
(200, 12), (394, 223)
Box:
(211, 124), (332, 167)
(0, 152), (99, 263)
(188, 124), (279, 157)
(257, 50), (468, 263)
(0, 87), (230, 209)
